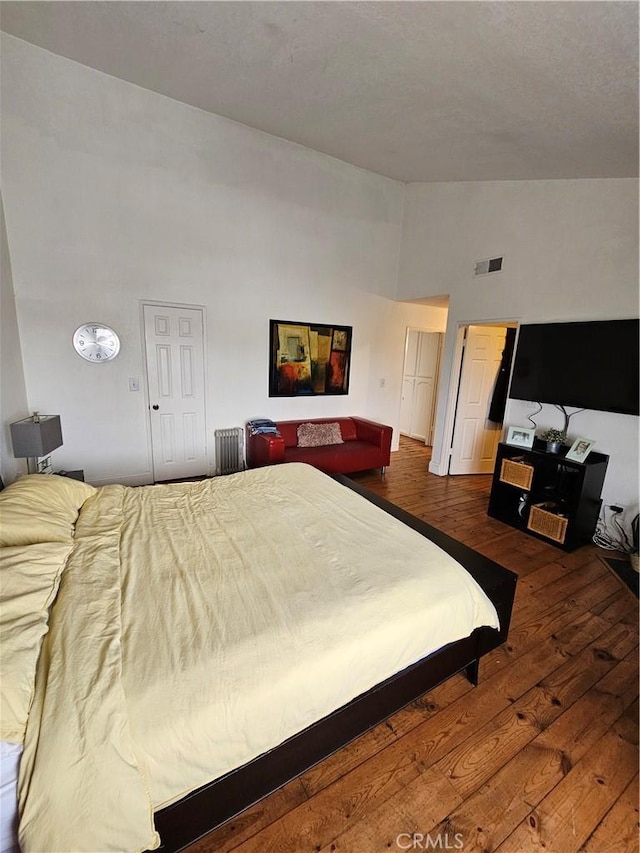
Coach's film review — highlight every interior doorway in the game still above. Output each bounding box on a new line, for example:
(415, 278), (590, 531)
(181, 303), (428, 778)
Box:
(448, 323), (517, 475)
(399, 328), (443, 445)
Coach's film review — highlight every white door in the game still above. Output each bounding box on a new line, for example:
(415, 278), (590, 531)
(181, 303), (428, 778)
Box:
(449, 325), (506, 475)
(400, 330), (442, 444)
(143, 304), (207, 481)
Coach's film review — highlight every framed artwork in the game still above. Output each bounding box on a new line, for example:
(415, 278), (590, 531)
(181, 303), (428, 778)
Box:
(269, 320), (352, 397)
(565, 437), (595, 463)
(505, 425), (536, 449)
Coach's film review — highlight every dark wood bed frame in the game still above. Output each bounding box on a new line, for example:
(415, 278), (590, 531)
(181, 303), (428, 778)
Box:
(153, 475), (517, 852)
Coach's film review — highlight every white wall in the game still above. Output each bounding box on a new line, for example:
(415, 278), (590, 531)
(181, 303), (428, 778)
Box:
(0, 193), (29, 484)
(398, 179), (639, 508)
(5, 35), (634, 507)
(1, 35), (446, 484)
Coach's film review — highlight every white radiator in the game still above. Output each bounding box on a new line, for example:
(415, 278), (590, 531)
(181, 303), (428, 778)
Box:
(214, 427), (245, 475)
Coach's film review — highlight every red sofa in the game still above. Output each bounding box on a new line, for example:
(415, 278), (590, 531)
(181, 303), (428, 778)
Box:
(246, 416), (392, 475)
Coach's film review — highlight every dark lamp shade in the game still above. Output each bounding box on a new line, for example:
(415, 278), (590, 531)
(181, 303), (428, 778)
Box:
(10, 415), (63, 458)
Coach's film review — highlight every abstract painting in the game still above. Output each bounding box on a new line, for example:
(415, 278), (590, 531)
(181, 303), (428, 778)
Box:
(269, 320), (352, 396)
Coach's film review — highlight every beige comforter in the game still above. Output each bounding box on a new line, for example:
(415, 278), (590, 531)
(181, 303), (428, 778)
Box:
(18, 463), (499, 852)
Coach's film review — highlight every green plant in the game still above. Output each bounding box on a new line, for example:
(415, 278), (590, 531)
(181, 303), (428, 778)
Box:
(540, 428), (566, 443)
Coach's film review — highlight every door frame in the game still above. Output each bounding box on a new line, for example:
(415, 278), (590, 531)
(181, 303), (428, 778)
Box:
(139, 299), (209, 481)
(437, 317), (520, 476)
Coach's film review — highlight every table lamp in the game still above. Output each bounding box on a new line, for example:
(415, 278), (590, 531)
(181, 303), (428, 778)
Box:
(10, 412), (63, 474)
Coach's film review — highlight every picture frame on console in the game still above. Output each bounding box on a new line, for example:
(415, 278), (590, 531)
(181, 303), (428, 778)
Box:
(565, 437), (595, 463)
(505, 425), (535, 449)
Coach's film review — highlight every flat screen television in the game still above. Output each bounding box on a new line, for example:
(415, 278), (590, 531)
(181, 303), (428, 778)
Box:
(509, 319), (639, 416)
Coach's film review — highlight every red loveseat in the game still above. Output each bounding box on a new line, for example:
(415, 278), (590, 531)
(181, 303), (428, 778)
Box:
(246, 416), (392, 475)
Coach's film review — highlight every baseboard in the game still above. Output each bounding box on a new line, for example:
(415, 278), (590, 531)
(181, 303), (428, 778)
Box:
(428, 459), (446, 476)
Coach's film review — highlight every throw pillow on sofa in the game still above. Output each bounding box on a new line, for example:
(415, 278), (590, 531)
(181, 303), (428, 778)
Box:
(297, 422), (344, 448)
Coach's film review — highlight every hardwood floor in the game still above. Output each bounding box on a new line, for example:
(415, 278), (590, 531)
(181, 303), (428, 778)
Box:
(186, 437), (639, 853)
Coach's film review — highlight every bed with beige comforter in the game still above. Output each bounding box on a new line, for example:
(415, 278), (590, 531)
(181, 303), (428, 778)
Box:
(1, 464), (498, 852)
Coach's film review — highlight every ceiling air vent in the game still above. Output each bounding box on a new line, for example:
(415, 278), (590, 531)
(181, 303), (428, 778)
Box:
(474, 256), (504, 276)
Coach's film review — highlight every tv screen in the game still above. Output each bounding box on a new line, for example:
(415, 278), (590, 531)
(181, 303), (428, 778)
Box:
(509, 319), (639, 416)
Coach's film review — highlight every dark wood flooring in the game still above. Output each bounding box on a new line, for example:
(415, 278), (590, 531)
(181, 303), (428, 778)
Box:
(185, 437), (639, 853)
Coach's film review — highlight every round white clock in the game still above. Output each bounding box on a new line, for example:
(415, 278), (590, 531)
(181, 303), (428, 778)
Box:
(72, 323), (120, 362)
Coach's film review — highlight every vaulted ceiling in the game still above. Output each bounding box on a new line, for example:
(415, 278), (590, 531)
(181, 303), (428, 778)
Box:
(1, 1), (637, 182)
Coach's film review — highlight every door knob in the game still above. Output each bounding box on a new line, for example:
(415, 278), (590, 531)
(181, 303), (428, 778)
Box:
(152, 404), (159, 410)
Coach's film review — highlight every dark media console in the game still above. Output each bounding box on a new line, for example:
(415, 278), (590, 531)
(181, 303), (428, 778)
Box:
(488, 440), (608, 552)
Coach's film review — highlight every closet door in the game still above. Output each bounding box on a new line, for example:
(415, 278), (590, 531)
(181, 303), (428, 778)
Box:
(399, 330), (420, 435)
(400, 330), (442, 445)
(143, 304), (207, 481)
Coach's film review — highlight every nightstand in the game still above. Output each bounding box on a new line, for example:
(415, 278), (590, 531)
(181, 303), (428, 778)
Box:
(55, 469), (85, 482)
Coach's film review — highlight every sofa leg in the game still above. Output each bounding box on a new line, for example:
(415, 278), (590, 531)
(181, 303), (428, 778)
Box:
(381, 466), (386, 478)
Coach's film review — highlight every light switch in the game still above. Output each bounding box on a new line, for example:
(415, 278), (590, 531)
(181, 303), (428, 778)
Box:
(129, 378), (140, 392)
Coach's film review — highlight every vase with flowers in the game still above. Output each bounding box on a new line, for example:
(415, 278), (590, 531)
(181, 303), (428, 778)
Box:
(540, 428), (566, 454)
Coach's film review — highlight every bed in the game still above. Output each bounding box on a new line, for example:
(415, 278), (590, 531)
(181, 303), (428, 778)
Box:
(0, 464), (516, 853)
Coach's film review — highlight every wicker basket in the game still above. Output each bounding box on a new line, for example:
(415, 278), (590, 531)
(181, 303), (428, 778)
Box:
(500, 457), (534, 491)
(528, 503), (569, 544)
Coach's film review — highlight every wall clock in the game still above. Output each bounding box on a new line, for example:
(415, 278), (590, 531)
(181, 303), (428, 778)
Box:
(72, 323), (121, 362)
